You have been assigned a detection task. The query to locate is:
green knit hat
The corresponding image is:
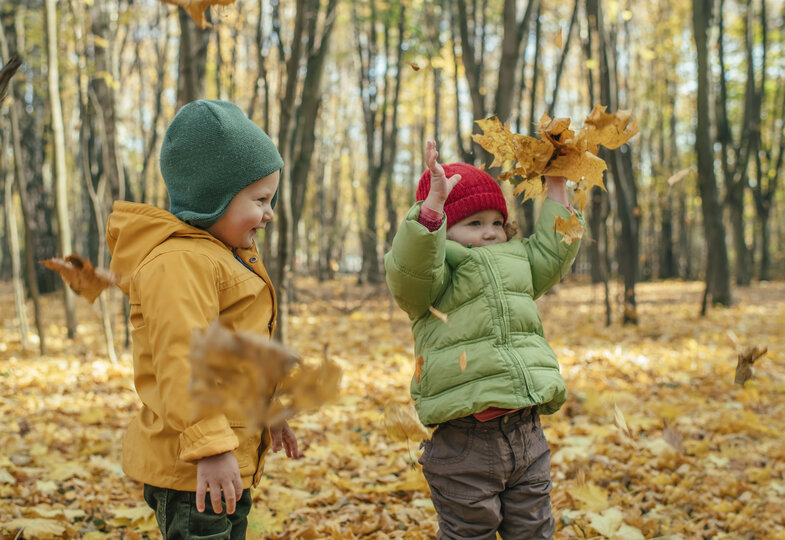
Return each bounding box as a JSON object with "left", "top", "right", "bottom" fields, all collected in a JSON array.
[{"left": 160, "top": 99, "right": 284, "bottom": 228}]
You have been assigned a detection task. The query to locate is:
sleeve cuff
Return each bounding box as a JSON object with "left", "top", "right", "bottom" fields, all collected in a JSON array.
[
  {"left": 178, "top": 415, "right": 239, "bottom": 462},
  {"left": 417, "top": 204, "right": 444, "bottom": 232}
]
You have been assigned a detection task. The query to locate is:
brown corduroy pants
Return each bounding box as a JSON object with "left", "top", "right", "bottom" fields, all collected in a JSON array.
[{"left": 419, "top": 407, "right": 555, "bottom": 540}]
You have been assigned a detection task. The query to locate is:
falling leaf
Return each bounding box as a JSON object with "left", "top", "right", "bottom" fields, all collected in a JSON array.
[
  {"left": 408, "top": 62, "right": 421, "bottom": 71},
  {"left": 384, "top": 402, "right": 430, "bottom": 442},
  {"left": 667, "top": 167, "right": 696, "bottom": 186},
  {"left": 459, "top": 351, "right": 467, "bottom": 372},
  {"left": 160, "top": 0, "right": 236, "bottom": 29},
  {"left": 613, "top": 402, "right": 632, "bottom": 439},
  {"left": 414, "top": 355, "right": 424, "bottom": 383},
  {"left": 553, "top": 28, "right": 563, "bottom": 49},
  {"left": 40, "top": 253, "right": 120, "bottom": 304},
  {"left": 662, "top": 423, "right": 684, "bottom": 453},
  {"left": 190, "top": 321, "right": 341, "bottom": 429},
  {"left": 582, "top": 104, "right": 640, "bottom": 151},
  {"left": 428, "top": 306, "right": 448, "bottom": 324},
  {"left": 734, "top": 346, "right": 768, "bottom": 385},
  {"left": 554, "top": 214, "right": 584, "bottom": 245}
]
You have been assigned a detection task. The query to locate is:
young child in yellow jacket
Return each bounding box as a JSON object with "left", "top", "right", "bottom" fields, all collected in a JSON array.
[{"left": 106, "top": 99, "right": 299, "bottom": 538}]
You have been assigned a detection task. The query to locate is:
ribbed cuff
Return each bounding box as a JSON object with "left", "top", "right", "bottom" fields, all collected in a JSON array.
[{"left": 418, "top": 205, "right": 443, "bottom": 232}]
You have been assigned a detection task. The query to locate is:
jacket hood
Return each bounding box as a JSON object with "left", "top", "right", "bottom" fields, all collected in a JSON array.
[{"left": 106, "top": 201, "right": 226, "bottom": 293}]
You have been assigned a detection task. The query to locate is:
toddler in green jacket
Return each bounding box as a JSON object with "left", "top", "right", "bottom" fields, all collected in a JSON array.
[{"left": 384, "top": 141, "right": 581, "bottom": 539}]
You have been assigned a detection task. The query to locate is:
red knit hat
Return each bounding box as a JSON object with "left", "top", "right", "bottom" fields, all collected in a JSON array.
[{"left": 416, "top": 163, "right": 508, "bottom": 228}]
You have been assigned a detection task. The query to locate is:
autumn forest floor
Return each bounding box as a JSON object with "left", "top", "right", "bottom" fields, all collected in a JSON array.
[{"left": 1, "top": 278, "right": 784, "bottom": 539}]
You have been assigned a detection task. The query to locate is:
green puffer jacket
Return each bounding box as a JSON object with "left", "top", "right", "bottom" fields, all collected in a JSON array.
[{"left": 384, "top": 199, "right": 582, "bottom": 426}]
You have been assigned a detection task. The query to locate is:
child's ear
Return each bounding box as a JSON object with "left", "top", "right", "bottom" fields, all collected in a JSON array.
[{"left": 504, "top": 221, "right": 519, "bottom": 241}]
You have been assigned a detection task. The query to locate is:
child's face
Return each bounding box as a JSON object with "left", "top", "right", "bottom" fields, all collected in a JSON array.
[
  {"left": 446, "top": 209, "right": 506, "bottom": 247},
  {"left": 207, "top": 170, "right": 280, "bottom": 249}
]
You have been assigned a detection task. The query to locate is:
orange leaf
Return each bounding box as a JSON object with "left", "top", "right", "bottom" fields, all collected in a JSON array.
[
  {"left": 734, "top": 346, "right": 768, "bottom": 385},
  {"left": 459, "top": 351, "right": 467, "bottom": 372},
  {"left": 408, "top": 62, "right": 421, "bottom": 71},
  {"left": 414, "top": 355, "right": 424, "bottom": 383},
  {"left": 40, "top": 253, "right": 119, "bottom": 304},
  {"left": 160, "top": 0, "right": 235, "bottom": 29}
]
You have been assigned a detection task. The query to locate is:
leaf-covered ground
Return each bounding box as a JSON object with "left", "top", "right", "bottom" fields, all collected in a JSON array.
[{"left": 1, "top": 278, "right": 784, "bottom": 539}]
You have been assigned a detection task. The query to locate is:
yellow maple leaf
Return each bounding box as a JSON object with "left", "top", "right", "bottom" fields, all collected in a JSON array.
[
  {"left": 511, "top": 176, "right": 547, "bottom": 203},
  {"left": 472, "top": 117, "right": 520, "bottom": 168},
  {"left": 554, "top": 214, "right": 584, "bottom": 245},
  {"left": 582, "top": 104, "right": 640, "bottom": 152},
  {"left": 160, "top": 0, "right": 235, "bottom": 29},
  {"left": 545, "top": 149, "right": 607, "bottom": 188},
  {"left": 384, "top": 402, "right": 430, "bottom": 442}
]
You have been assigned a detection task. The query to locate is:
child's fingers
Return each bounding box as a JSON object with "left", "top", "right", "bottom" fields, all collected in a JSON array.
[
  {"left": 270, "top": 429, "right": 282, "bottom": 452},
  {"left": 196, "top": 479, "right": 207, "bottom": 512},
  {"left": 222, "top": 480, "right": 237, "bottom": 515},
  {"left": 209, "top": 480, "right": 224, "bottom": 514},
  {"left": 233, "top": 477, "right": 243, "bottom": 506},
  {"left": 447, "top": 173, "right": 462, "bottom": 191}
]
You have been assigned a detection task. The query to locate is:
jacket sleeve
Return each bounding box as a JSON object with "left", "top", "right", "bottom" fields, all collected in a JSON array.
[
  {"left": 522, "top": 198, "right": 584, "bottom": 299},
  {"left": 136, "top": 250, "right": 239, "bottom": 463},
  {"left": 384, "top": 202, "right": 452, "bottom": 320}
]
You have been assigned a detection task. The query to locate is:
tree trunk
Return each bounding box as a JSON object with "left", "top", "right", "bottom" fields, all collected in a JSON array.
[
  {"left": 272, "top": 0, "right": 308, "bottom": 344},
  {"left": 589, "top": 0, "right": 640, "bottom": 323},
  {"left": 0, "top": 22, "right": 47, "bottom": 354},
  {"left": 2, "top": 142, "right": 30, "bottom": 349},
  {"left": 45, "top": 0, "right": 78, "bottom": 337},
  {"left": 693, "top": 0, "right": 732, "bottom": 307},
  {"left": 176, "top": 7, "right": 210, "bottom": 110}
]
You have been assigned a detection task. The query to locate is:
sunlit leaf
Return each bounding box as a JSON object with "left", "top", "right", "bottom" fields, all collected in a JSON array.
[{"left": 384, "top": 402, "right": 430, "bottom": 443}]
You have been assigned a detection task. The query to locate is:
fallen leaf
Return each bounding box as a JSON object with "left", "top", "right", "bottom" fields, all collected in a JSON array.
[
  {"left": 40, "top": 254, "right": 120, "bottom": 304},
  {"left": 408, "top": 61, "right": 421, "bottom": 71},
  {"left": 459, "top": 351, "right": 467, "bottom": 372}
]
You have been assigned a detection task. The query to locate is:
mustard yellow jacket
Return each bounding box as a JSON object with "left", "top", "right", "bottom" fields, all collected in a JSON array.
[{"left": 106, "top": 201, "right": 275, "bottom": 491}]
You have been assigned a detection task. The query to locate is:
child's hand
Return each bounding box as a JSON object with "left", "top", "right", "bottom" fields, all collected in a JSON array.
[
  {"left": 196, "top": 451, "right": 242, "bottom": 515},
  {"left": 271, "top": 420, "right": 301, "bottom": 458},
  {"left": 544, "top": 175, "right": 569, "bottom": 206},
  {"left": 423, "top": 140, "right": 462, "bottom": 214}
]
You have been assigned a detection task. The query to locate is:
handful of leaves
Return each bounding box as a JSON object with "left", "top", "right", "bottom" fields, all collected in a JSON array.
[
  {"left": 472, "top": 105, "right": 639, "bottom": 243},
  {"left": 190, "top": 321, "right": 343, "bottom": 429}
]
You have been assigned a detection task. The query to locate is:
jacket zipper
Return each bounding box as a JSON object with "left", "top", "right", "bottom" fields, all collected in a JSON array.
[{"left": 478, "top": 249, "right": 530, "bottom": 400}]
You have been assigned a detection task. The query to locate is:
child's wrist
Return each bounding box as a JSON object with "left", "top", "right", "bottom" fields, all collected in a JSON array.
[{"left": 422, "top": 197, "right": 444, "bottom": 216}]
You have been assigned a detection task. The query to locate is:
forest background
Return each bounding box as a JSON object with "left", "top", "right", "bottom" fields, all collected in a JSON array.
[{"left": 1, "top": 0, "right": 784, "bottom": 538}]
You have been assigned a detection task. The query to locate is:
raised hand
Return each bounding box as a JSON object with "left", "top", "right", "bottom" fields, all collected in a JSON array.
[{"left": 423, "top": 140, "right": 462, "bottom": 214}]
